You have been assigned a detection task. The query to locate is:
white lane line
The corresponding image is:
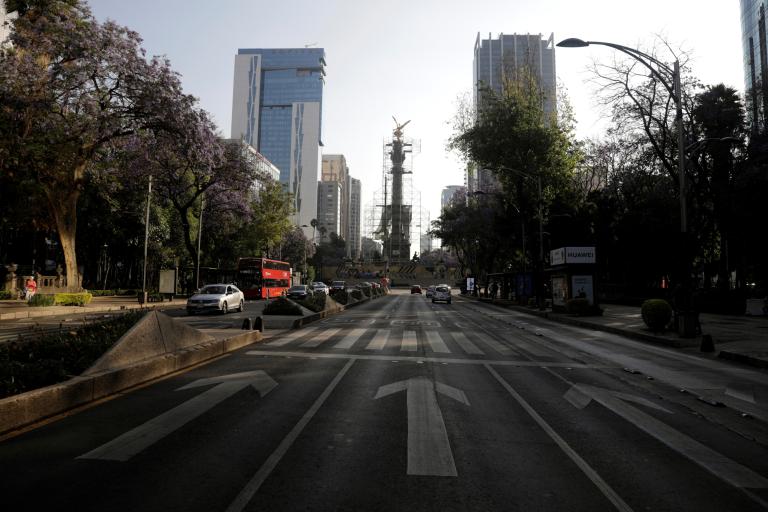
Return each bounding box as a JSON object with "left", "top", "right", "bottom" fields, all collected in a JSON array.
[
  {"left": 366, "top": 329, "right": 390, "bottom": 351},
  {"left": 426, "top": 331, "right": 451, "bottom": 353},
  {"left": 268, "top": 327, "right": 319, "bottom": 347},
  {"left": 401, "top": 330, "right": 418, "bottom": 352},
  {"left": 452, "top": 332, "right": 485, "bottom": 355},
  {"left": 300, "top": 328, "right": 341, "bottom": 348},
  {"left": 334, "top": 328, "right": 368, "bottom": 349},
  {"left": 225, "top": 359, "right": 356, "bottom": 512},
  {"left": 485, "top": 364, "right": 633, "bottom": 512}
]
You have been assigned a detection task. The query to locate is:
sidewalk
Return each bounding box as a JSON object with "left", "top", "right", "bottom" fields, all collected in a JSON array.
[
  {"left": 471, "top": 297, "right": 768, "bottom": 369},
  {"left": 0, "top": 295, "right": 187, "bottom": 321}
]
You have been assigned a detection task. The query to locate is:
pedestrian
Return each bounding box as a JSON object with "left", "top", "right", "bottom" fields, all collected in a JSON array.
[{"left": 24, "top": 276, "right": 37, "bottom": 301}]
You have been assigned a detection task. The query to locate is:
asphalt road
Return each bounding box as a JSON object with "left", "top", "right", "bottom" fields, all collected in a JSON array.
[{"left": 1, "top": 290, "right": 767, "bottom": 511}]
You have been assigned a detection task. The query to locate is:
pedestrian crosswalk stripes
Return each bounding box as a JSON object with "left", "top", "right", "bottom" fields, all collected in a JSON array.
[
  {"left": 267, "top": 326, "right": 320, "bottom": 347},
  {"left": 366, "top": 329, "right": 390, "bottom": 350},
  {"left": 451, "top": 332, "right": 484, "bottom": 355},
  {"left": 401, "top": 330, "right": 418, "bottom": 352},
  {"left": 334, "top": 328, "right": 368, "bottom": 349},
  {"left": 268, "top": 325, "right": 522, "bottom": 357},
  {"left": 425, "top": 331, "right": 450, "bottom": 353},
  {"left": 300, "top": 328, "right": 341, "bottom": 348}
]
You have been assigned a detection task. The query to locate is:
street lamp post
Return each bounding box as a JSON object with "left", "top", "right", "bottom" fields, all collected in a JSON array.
[
  {"left": 140, "top": 175, "right": 152, "bottom": 304},
  {"left": 558, "top": 37, "right": 694, "bottom": 334}
]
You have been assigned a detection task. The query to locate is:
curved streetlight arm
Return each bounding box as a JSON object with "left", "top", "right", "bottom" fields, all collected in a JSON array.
[{"left": 558, "top": 38, "right": 678, "bottom": 100}]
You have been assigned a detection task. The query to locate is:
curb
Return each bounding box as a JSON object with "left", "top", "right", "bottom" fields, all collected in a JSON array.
[
  {"left": 0, "top": 329, "right": 262, "bottom": 436},
  {"left": 718, "top": 350, "right": 768, "bottom": 369}
]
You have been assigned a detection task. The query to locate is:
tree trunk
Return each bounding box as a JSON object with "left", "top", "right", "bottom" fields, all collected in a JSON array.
[{"left": 44, "top": 185, "right": 82, "bottom": 292}]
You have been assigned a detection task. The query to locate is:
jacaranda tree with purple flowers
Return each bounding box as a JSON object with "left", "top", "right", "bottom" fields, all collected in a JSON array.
[{"left": 0, "top": 0, "right": 195, "bottom": 290}]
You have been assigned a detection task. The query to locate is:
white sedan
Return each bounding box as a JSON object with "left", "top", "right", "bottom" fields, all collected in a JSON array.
[
  {"left": 310, "top": 282, "right": 330, "bottom": 295},
  {"left": 187, "top": 284, "right": 245, "bottom": 315}
]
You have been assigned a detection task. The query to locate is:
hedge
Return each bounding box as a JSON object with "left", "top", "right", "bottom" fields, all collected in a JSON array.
[
  {"left": 0, "top": 290, "right": 13, "bottom": 300},
  {"left": 54, "top": 292, "right": 93, "bottom": 306},
  {"left": 298, "top": 292, "right": 327, "bottom": 313},
  {"left": 641, "top": 299, "right": 672, "bottom": 332},
  {"left": 27, "top": 294, "right": 55, "bottom": 307},
  {"left": 0, "top": 310, "right": 145, "bottom": 398},
  {"left": 330, "top": 289, "right": 349, "bottom": 305}
]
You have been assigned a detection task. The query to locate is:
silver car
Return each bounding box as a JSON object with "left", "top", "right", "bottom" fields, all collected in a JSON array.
[
  {"left": 432, "top": 285, "right": 452, "bottom": 304},
  {"left": 310, "top": 282, "right": 329, "bottom": 295},
  {"left": 187, "top": 284, "right": 245, "bottom": 315}
]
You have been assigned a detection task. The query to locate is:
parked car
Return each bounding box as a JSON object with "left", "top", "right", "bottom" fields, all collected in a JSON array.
[
  {"left": 331, "top": 280, "right": 346, "bottom": 292},
  {"left": 286, "top": 285, "right": 313, "bottom": 300},
  {"left": 310, "top": 282, "right": 329, "bottom": 295},
  {"left": 187, "top": 284, "right": 244, "bottom": 315},
  {"left": 425, "top": 285, "right": 436, "bottom": 298},
  {"left": 432, "top": 285, "right": 452, "bottom": 304},
  {"left": 410, "top": 284, "right": 422, "bottom": 294}
]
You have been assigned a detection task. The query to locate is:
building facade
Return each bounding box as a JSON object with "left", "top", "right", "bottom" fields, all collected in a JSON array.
[
  {"left": 321, "top": 154, "right": 349, "bottom": 248},
  {"left": 441, "top": 185, "right": 466, "bottom": 210},
  {"left": 230, "top": 48, "right": 326, "bottom": 236},
  {"left": 741, "top": 0, "right": 768, "bottom": 133},
  {"left": 348, "top": 177, "right": 362, "bottom": 259},
  {"left": 470, "top": 32, "right": 556, "bottom": 193},
  {"left": 316, "top": 181, "right": 342, "bottom": 245}
]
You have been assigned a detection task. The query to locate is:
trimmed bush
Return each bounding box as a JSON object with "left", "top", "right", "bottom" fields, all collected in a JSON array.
[
  {"left": 330, "top": 289, "right": 349, "bottom": 305},
  {"left": 351, "top": 289, "right": 364, "bottom": 301},
  {"left": 27, "top": 294, "right": 55, "bottom": 307},
  {"left": 0, "top": 310, "right": 145, "bottom": 398},
  {"left": 54, "top": 292, "right": 93, "bottom": 306},
  {"left": 0, "top": 290, "right": 13, "bottom": 300},
  {"left": 298, "top": 292, "right": 327, "bottom": 313},
  {"left": 263, "top": 297, "right": 303, "bottom": 316},
  {"left": 641, "top": 299, "right": 672, "bottom": 332}
]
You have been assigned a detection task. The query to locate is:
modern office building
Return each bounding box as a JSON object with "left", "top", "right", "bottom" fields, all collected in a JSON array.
[
  {"left": 470, "top": 32, "right": 556, "bottom": 193},
  {"left": 231, "top": 48, "right": 326, "bottom": 236},
  {"left": 474, "top": 32, "right": 557, "bottom": 116},
  {"left": 223, "top": 139, "right": 280, "bottom": 203},
  {"left": 316, "top": 181, "right": 342, "bottom": 245},
  {"left": 441, "top": 185, "right": 466, "bottom": 210},
  {"left": 321, "top": 154, "right": 349, "bottom": 247},
  {"left": 741, "top": 0, "right": 768, "bottom": 133},
  {"left": 348, "top": 177, "right": 362, "bottom": 259}
]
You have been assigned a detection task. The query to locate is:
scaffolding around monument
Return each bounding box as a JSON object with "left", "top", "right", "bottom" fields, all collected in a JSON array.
[{"left": 364, "top": 123, "right": 428, "bottom": 264}]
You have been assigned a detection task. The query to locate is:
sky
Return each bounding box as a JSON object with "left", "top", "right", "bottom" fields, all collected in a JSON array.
[{"left": 88, "top": 0, "right": 744, "bottom": 240}]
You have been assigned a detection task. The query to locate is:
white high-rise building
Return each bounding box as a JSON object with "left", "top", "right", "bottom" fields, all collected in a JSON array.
[
  {"left": 348, "top": 177, "right": 362, "bottom": 259},
  {"left": 230, "top": 48, "right": 326, "bottom": 238},
  {"left": 316, "top": 181, "right": 342, "bottom": 245}
]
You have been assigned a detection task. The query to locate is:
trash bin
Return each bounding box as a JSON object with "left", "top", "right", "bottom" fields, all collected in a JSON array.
[{"left": 678, "top": 311, "right": 698, "bottom": 338}]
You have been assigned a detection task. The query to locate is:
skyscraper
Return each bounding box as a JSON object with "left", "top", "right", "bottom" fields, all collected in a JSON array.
[
  {"left": 321, "top": 154, "right": 349, "bottom": 247},
  {"left": 316, "top": 181, "right": 341, "bottom": 245},
  {"left": 741, "top": 0, "right": 768, "bottom": 133},
  {"left": 231, "top": 48, "right": 326, "bottom": 235},
  {"left": 348, "top": 177, "right": 362, "bottom": 259},
  {"left": 470, "top": 33, "right": 556, "bottom": 194},
  {"left": 441, "top": 185, "right": 466, "bottom": 210}
]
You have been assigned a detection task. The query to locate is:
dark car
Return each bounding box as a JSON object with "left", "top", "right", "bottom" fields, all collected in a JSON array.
[
  {"left": 286, "top": 285, "right": 312, "bottom": 300},
  {"left": 331, "top": 280, "right": 346, "bottom": 292},
  {"left": 410, "top": 284, "right": 422, "bottom": 294}
]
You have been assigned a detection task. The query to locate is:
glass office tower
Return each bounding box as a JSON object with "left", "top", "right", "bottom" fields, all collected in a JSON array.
[
  {"left": 740, "top": 0, "right": 768, "bottom": 132},
  {"left": 231, "top": 48, "right": 326, "bottom": 233}
]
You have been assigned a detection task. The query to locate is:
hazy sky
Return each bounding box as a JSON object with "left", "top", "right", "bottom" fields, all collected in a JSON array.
[{"left": 89, "top": 0, "right": 744, "bottom": 233}]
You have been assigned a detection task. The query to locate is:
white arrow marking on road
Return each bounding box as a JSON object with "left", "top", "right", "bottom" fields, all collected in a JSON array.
[
  {"left": 77, "top": 371, "right": 277, "bottom": 462},
  {"left": 565, "top": 384, "right": 768, "bottom": 489},
  {"left": 375, "top": 377, "right": 469, "bottom": 477}
]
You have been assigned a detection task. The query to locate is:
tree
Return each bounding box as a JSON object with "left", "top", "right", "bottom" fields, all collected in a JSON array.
[
  {"left": 0, "top": 0, "right": 193, "bottom": 289},
  {"left": 691, "top": 84, "right": 746, "bottom": 290}
]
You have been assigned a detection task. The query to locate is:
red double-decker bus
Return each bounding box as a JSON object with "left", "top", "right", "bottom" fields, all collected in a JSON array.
[{"left": 236, "top": 257, "right": 292, "bottom": 299}]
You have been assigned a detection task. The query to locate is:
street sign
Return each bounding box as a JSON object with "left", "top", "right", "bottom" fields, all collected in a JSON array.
[
  {"left": 375, "top": 377, "right": 469, "bottom": 476},
  {"left": 78, "top": 371, "right": 277, "bottom": 462}
]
